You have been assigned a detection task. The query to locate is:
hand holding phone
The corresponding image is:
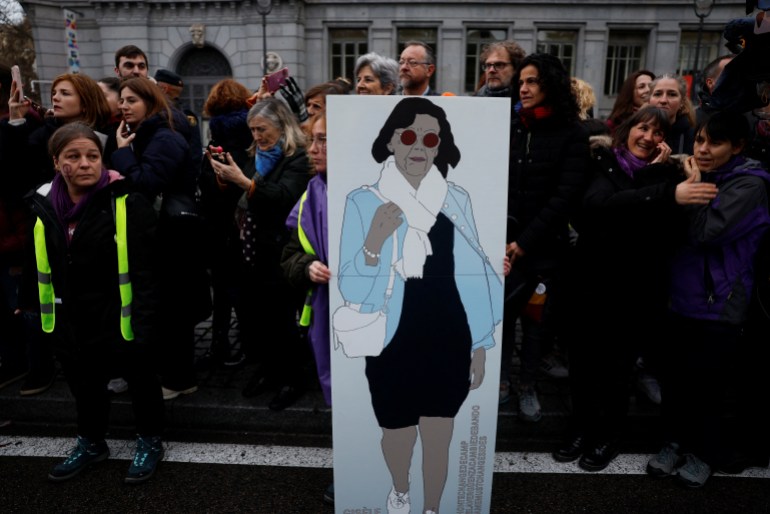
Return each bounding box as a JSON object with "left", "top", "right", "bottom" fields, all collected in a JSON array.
[
  {"left": 208, "top": 145, "right": 227, "bottom": 163},
  {"left": 266, "top": 67, "right": 289, "bottom": 94},
  {"left": 11, "top": 65, "right": 23, "bottom": 100}
]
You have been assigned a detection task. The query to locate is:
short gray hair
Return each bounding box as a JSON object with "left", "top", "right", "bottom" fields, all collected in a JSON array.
[{"left": 354, "top": 52, "right": 400, "bottom": 95}]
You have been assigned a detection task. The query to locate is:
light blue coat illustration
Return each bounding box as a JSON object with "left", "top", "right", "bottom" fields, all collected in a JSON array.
[{"left": 337, "top": 181, "right": 503, "bottom": 352}]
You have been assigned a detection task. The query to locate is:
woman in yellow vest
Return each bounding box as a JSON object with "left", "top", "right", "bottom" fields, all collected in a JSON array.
[{"left": 23, "top": 122, "right": 164, "bottom": 484}]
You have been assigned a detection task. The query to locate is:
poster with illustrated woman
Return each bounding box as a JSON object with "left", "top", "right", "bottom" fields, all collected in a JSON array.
[{"left": 327, "top": 95, "right": 509, "bottom": 514}]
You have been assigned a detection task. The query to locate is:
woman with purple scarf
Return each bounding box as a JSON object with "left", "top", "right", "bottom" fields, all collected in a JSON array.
[
  {"left": 22, "top": 123, "right": 163, "bottom": 484},
  {"left": 554, "top": 106, "right": 718, "bottom": 472}
]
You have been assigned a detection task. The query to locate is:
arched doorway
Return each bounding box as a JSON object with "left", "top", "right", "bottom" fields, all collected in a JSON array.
[{"left": 176, "top": 46, "right": 233, "bottom": 144}]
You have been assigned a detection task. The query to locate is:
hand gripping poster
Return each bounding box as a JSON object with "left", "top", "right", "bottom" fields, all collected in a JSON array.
[{"left": 327, "top": 95, "right": 509, "bottom": 514}]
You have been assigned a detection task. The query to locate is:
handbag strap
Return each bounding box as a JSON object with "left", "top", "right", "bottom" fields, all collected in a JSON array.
[{"left": 364, "top": 185, "right": 398, "bottom": 309}]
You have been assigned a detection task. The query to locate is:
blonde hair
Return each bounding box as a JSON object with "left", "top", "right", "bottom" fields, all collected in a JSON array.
[{"left": 571, "top": 77, "right": 596, "bottom": 120}]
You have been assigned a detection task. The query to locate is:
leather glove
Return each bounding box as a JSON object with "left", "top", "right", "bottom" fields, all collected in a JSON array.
[{"left": 278, "top": 77, "right": 308, "bottom": 123}]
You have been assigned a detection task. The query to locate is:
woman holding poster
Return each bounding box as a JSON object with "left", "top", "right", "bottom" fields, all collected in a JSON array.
[{"left": 336, "top": 97, "right": 504, "bottom": 514}]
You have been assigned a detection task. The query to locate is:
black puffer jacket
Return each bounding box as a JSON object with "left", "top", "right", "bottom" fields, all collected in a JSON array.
[
  {"left": 110, "top": 112, "right": 196, "bottom": 200},
  {"left": 507, "top": 114, "right": 590, "bottom": 271},
  {"left": 23, "top": 179, "right": 159, "bottom": 353}
]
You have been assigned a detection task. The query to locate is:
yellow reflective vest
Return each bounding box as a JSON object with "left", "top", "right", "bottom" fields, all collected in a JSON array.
[
  {"left": 33, "top": 194, "right": 134, "bottom": 341},
  {"left": 296, "top": 191, "right": 315, "bottom": 327}
]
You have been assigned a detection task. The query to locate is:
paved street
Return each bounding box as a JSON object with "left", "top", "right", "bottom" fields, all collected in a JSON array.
[{"left": 1, "top": 317, "right": 768, "bottom": 513}]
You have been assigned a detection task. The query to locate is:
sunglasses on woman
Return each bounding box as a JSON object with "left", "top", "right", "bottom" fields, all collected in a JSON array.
[{"left": 398, "top": 129, "right": 440, "bottom": 148}]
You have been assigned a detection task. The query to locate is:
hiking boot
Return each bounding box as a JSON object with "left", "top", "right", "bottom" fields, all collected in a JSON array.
[
  {"left": 518, "top": 387, "right": 542, "bottom": 422},
  {"left": 676, "top": 453, "right": 711, "bottom": 488},
  {"left": 647, "top": 442, "right": 681, "bottom": 477},
  {"left": 125, "top": 435, "right": 164, "bottom": 484},
  {"left": 48, "top": 436, "right": 109, "bottom": 482}
]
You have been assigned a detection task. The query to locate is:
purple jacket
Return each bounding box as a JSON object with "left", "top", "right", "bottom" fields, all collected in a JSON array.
[
  {"left": 670, "top": 156, "right": 770, "bottom": 324},
  {"left": 285, "top": 174, "right": 331, "bottom": 404}
]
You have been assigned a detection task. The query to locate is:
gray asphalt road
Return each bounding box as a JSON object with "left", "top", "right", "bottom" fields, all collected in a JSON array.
[{"left": 2, "top": 451, "right": 768, "bottom": 513}]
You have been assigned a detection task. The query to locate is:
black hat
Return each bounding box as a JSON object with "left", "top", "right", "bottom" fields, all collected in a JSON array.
[{"left": 154, "top": 69, "right": 183, "bottom": 87}]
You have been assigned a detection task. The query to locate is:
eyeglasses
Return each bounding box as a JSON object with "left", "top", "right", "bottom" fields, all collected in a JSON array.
[
  {"left": 518, "top": 76, "right": 540, "bottom": 87},
  {"left": 309, "top": 136, "right": 327, "bottom": 149},
  {"left": 482, "top": 62, "right": 511, "bottom": 72},
  {"left": 398, "top": 59, "right": 430, "bottom": 68},
  {"left": 397, "top": 129, "right": 440, "bottom": 148}
]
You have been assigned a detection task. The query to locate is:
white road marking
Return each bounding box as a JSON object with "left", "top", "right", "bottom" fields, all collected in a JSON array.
[{"left": 1, "top": 436, "right": 768, "bottom": 479}]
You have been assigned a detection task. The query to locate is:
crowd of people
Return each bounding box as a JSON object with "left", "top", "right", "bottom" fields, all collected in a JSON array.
[{"left": 0, "top": 30, "right": 769, "bottom": 500}]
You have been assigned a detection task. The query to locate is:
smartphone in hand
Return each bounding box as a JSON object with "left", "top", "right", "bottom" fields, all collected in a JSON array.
[
  {"left": 266, "top": 67, "right": 289, "bottom": 93},
  {"left": 122, "top": 122, "right": 131, "bottom": 138},
  {"left": 11, "top": 65, "right": 23, "bottom": 99}
]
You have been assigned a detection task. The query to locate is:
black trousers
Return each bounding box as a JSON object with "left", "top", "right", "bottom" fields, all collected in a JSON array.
[
  {"left": 662, "top": 315, "right": 743, "bottom": 467},
  {"left": 58, "top": 343, "right": 164, "bottom": 440}
]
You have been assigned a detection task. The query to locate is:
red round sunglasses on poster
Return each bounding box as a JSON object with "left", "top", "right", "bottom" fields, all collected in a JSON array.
[{"left": 399, "top": 129, "right": 440, "bottom": 148}]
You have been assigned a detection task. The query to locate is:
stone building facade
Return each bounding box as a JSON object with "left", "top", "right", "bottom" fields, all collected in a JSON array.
[{"left": 19, "top": 0, "right": 743, "bottom": 120}]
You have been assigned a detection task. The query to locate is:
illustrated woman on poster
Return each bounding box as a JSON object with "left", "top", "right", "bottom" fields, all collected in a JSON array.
[{"left": 337, "top": 97, "right": 504, "bottom": 513}]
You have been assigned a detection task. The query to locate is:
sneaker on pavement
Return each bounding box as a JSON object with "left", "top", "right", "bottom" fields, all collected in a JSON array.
[
  {"left": 499, "top": 380, "right": 511, "bottom": 405},
  {"left": 637, "top": 372, "right": 662, "bottom": 405},
  {"left": 323, "top": 482, "right": 334, "bottom": 505},
  {"left": 647, "top": 442, "right": 681, "bottom": 477},
  {"left": 518, "top": 387, "right": 542, "bottom": 422},
  {"left": 125, "top": 435, "right": 164, "bottom": 484},
  {"left": 386, "top": 486, "right": 410, "bottom": 513},
  {"left": 0, "top": 366, "right": 28, "bottom": 391},
  {"left": 540, "top": 353, "right": 569, "bottom": 378},
  {"left": 161, "top": 385, "right": 198, "bottom": 401},
  {"left": 676, "top": 453, "right": 711, "bottom": 488},
  {"left": 107, "top": 377, "right": 128, "bottom": 395},
  {"left": 20, "top": 369, "right": 56, "bottom": 396},
  {"left": 48, "top": 436, "right": 109, "bottom": 482}
]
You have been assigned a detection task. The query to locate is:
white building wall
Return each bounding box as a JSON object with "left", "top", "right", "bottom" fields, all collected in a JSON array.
[{"left": 20, "top": 0, "right": 745, "bottom": 117}]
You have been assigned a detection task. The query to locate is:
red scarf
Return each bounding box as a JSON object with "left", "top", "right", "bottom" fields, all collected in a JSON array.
[{"left": 515, "top": 102, "right": 554, "bottom": 127}]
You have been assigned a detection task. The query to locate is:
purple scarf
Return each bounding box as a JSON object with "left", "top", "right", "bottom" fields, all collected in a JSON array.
[
  {"left": 613, "top": 146, "right": 650, "bottom": 179},
  {"left": 50, "top": 169, "right": 110, "bottom": 244}
]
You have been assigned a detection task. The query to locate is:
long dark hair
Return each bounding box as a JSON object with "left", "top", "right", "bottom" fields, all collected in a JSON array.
[
  {"left": 512, "top": 53, "right": 579, "bottom": 122},
  {"left": 608, "top": 70, "right": 655, "bottom": 125},
  {"left": 371, "top": 98, "right": 460, "bottom": 177}
]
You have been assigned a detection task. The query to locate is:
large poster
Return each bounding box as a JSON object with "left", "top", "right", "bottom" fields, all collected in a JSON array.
[{"left": 327, "top": 95, "right": 510, "bottom": 514}]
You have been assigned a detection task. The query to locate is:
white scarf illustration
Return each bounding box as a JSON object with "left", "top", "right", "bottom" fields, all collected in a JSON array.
[{"left": 378, "top": 157, "right": 448, "bottom": 279}]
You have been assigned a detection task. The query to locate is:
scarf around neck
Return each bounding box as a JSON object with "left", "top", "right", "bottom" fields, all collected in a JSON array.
[
  {"left": 50, "top": 169, "right": 111, "bottom": 244},
  {"left": 377, "top": 157, "right": 448, "bottom": 279},
  {"left": 514, "top": 101, "right": 554, "bottom": 127},
  {"left": 613, "top": 146, "right": 651, "bottom": 179},
  {"left": 255, "top": 141, "right": 285, "bottom": 178}
]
